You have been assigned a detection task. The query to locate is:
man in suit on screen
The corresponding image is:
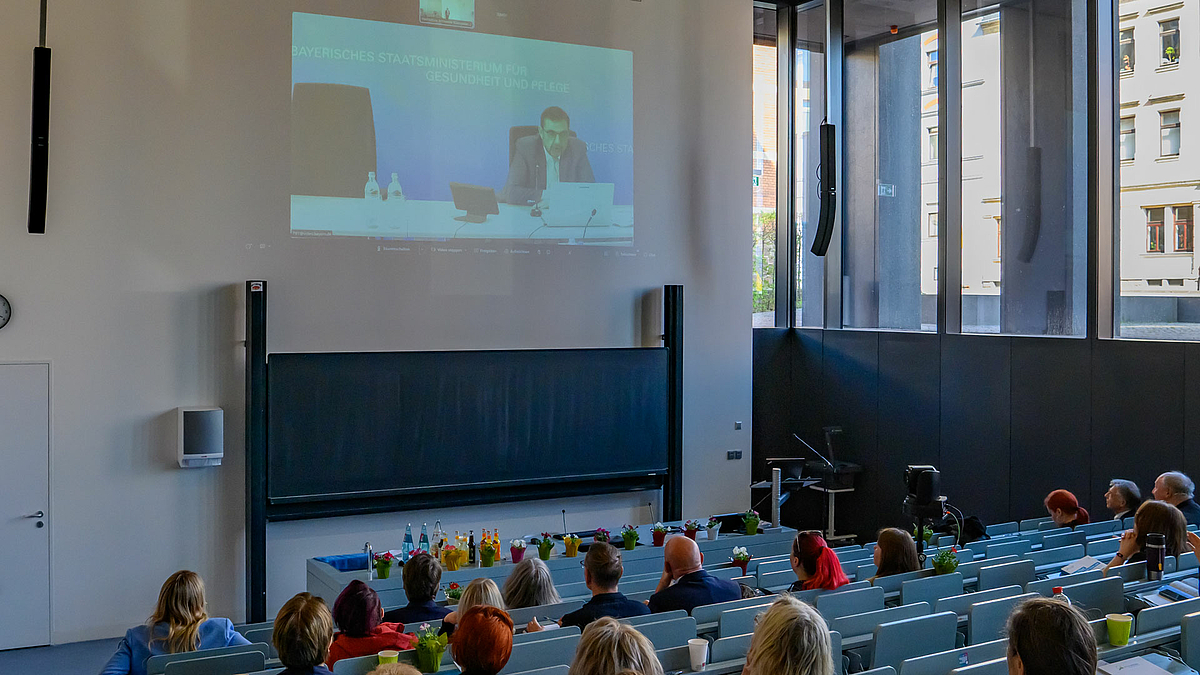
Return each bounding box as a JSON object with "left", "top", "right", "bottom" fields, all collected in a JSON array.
[{"left": 502, "top": 106, "right": 595, "bottom": 205}]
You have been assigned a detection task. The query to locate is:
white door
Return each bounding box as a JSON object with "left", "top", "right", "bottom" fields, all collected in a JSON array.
[{"left": 0, "top": 363, "right": 51, "bottom": 650}]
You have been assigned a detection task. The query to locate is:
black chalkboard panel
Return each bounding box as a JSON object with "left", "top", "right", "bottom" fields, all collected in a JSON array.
[{"left": 266, "top": 348, "right": 669, "bottom": 503}]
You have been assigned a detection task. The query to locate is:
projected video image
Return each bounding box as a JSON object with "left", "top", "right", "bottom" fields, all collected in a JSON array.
[
  {"left": 419, "top": 0, "right": 475, "bottom": 29},
  {"left": 290, "top": 12, "right": 635, "bottom": 244}
]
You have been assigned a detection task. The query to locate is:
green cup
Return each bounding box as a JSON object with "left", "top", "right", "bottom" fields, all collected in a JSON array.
[
  {"left": 378, "top": 649, "right": 400, "bottom": 663},
  {"left": 1106, "top": 613, "right": 1132, "bottom": 646}
]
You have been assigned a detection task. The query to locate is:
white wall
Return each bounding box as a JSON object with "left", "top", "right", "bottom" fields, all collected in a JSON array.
[{"left": 0, "top": 0, "right": 750, "bottom": 643}]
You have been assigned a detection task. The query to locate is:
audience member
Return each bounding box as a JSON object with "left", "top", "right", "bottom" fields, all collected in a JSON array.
[
  {"left": 1106, "top": 479, "right": 1143, "bottom": 520},
  {"left": 870, "top": 528, "right": 920, "bottom": 582},
  {"left": 383, "top": 552, "right": 451, "bottom": 624},
  {"left": 1044, "top": 489, "right": 1090, "bottom": 529},
  {"left": 367, "top": 665, "right": 421, "bottom": 675},
  {"left": 646, "top": 535, "right": 740, "bottom": 613},
  {"left": 327, "top": 580, "right": 416, "bottom": 667},
  {"left": 568, "top": 617, "right": 665, "bottom": 675},
  {"left": 100, "top": 570, "right": 250, "bottom": 675},
  {"left": 502, "top": 557, "right": 562, "bottom": 610},
  {"left": 743, "top": 594, "right": 835, "bottom": 675},
  {"left": 788, "top": 532, "right": 850, "bottom": 592},
  {"left": 1153, "top": 471, "right": 1200, "bottom": 526},
  {"left": 545, "top": 542, "right": 651, "bottom": 630},
  {"left": 1104, "top": 500, "right": 1189, "bottom": 575},
  {"left": 1005, "top": 597, "right": 1097, "bottom": 675},
  {"left": 274, "top": 592, "right": 335, "bottom": 675},
  {"left": 441, "top": 578, "right": 505, "bottom": 636},
  {"left": 451, "top": 606, "right": 514, "bottom": 675}
]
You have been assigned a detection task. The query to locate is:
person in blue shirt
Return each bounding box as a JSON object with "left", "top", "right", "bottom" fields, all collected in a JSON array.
[
  {"left": 647, "top": 535, "right": 740, "bottom": 614},
  {"left": 274, "top": 592, "right": 335, "bottom": 675},
  {"left": 382, "top": 552, "right": 452, "bottom": 625},
  {"left": 100, "top": 570, "right": 250, "bottom": 675}
]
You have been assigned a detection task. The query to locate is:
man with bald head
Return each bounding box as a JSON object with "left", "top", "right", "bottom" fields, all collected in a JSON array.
[
  {"left": 646, "top": 535, "right": 740, "bottom": 613},
  {"left": 1153, "top": 471, "right": 1200, "bottom": 526}
]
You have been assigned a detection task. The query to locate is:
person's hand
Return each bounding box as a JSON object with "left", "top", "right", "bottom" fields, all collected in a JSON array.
[
  {"left": 526, "top": 618, "right": 543, "bottom": 633},
  {"left": 1116, "top": 530, "right": 1139, "bottom": 559},
  {"left": 1186, "top": 530, "right": 1200, "bottom": 554}
]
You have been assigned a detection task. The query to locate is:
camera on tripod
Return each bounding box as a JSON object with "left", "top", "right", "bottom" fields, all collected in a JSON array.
[{"left": 903, "top": 465, "right": 947, "bottom": 520}]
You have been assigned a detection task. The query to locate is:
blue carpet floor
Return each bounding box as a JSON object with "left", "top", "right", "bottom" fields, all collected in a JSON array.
[{"left": 0, "top": 637, "right": 120, "bottom": 675}]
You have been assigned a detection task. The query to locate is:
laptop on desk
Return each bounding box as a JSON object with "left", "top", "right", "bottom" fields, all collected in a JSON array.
[{"left": 539, "top": 182, "right": 614, "bottom": 228}]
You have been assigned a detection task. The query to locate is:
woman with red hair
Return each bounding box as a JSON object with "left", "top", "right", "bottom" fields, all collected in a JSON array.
[
  {"left": 451, "top": 606, "right": 514, "bottom": 675},
  {"left": 1045, "top": 490, "right": 1090, "bottom": 529},
  {"left": 788, "top": 532, "right": 850, "bottom": 592},
  {"left": 327, "top": 580, "right": 416, "bottom": 667}
]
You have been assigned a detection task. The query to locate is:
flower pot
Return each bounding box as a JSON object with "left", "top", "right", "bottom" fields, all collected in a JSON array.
[
  {"left": 706, "top": 526, "right": 720, "bottom": 541},
  {"left": 684, "top": 529, "right": 698, "bottom": 540},
  {"left": 733, "top": 559, "right": 749, "bottom": 575},
  {"left": 416, "top": 646, "right": 445, "bottom": 673},
  {"left": 445, "top": 557, "right": 461, "bottom": 572},
  {"left": 594, "top": 536, "right": 609, "bottom": 544},
  {"left": 652, "top": 531, "right": 666, "bottom": 546},
  {"left": 375, "top": 563, "right": 391, "bottom": 579},
  {"left": 480, "top": 550, "right": 495, "bottom": 567},
  {"left": 538, "top": 546, "right": 553, "bottom": 561},
  {"left": 745, "top": 521, "right": 759, "bottom": 536},
  {"left": 933, "top": 564, "right": 957, "bottom": 576},
  {"left": 623, "top": 537, "right": 637, "bottom": 551},
  {"left": 564, "top": 540, "right": 581, "bottom": 557},
  {"left": 510, "top": 547, "right": 526, "bottom": 564}
]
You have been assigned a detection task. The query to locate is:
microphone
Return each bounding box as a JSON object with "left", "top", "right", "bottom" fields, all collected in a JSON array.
[
  {"left": 793, "top": 433, "right": 834, "bottom": 469},
  {"left": 582, "top": 208, "right": 598, "bottom": 240},
  {"left": 562, "top": 509, "right": 568, "bottom": 535}
]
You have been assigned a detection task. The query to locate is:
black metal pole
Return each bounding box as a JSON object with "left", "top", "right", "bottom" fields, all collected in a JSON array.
[
  {"left": 245, "top": 281, "right": 268, "bottom": 622},
  {"left": 663, "top": 285, "right": 684, "bottom": 521}
]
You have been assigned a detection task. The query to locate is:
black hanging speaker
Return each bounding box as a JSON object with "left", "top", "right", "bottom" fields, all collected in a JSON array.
[
  {"left": 28, "top": 45, "right": 51, "bottom": 235},
  {"left": 811, "top": 122, "right": 837, "bottom": 256},
  {"left": 662, "top": 285, "right": 684, "bottom": 522}
]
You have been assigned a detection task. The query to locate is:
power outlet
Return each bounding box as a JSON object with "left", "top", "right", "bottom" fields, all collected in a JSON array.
[{"left": 726, "top": 450, "right": 743, "bottom": 460}]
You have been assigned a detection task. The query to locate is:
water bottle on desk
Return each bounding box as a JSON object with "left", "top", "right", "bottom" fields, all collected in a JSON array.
[
  {"left": 1147, "top": 533, "right": 1166, "bottom": 581},
  {"left": 365, "top": 172, "right": 381, "bottom": 200},
  {"left": 387, "top": 173, "right": 404, "bottom": 202},
  {"left": 403, "top": 523, "right": 415, "bottom": 560},
  {"left": 1052, "top": 587, "right": 1071, "bottom": 605},
  {"left": 420, "top": 523, "right": 430, "bottom": 553}
]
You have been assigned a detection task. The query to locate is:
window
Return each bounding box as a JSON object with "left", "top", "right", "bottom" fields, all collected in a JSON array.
[
  {"left": 1161, "top": 110, "right": 1181, "bottom": 157},
  {"left": 928, "top": 213, "right": 939, "bottom": 237},
  {"left": 1161, "top": 19, "right": 1180, "bottom": 65},
  {"left": 927, "top": 49, "right": 939, "bottom": 88},
  {"left": 1120, "top": 117, "right": 1136, "bottom": 161},
  {"left": 1148, "top": 208, "right": 1165, "bottom": 253},
  {"left": 751, "top": 6, "right": 777, "bottom": 327},
  {"left": 794, "top": 4, "right": 826, "bottom": 327},
  {"left": 928, "top": 127, "right": 939, "bottom": 162},
  {"left": 1176, "top": 206, "right": 1194, "bottom": 252},
  {"left": 1120, "top": 28, "right": 1135, "bottom": 73}
]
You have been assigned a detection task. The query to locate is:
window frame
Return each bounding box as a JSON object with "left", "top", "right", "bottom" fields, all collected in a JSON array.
[
  {"left": 1147, "top": 207, "right": 1166, "bottom": 254},
  {"left": 1119, "top": 27, "right": 1135, "bottom": 74},
  {"left": 1160, "top": 109, "right": 1181, "bottom": 158},
  {"left": 1120, "top": 116, "right": 1135, "bottom": 161},
  {"left": 1175, "top": 205, "right": 1194, "bottom": 253},
  {"left": 1159, "top": 18, "right": 1179, "bottom": 66}
]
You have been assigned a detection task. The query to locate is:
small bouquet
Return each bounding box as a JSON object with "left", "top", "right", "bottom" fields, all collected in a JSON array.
[
  {"left": 652, "top": 522, "right": 669, "bottom": 547},
  {"left": 620, "top": 524, "right": 640, "bottom": 550},
  {"left": 532, "top": 533, "right": 555, "bottom": 560},
  {"left": 563, "top": 533, "right": 582, "bottom": 557},
  {"left": 443, "top": 582, "right": 463, "bottom": 604},
  {"left": 414, "top": 622, "right": 449, "bottom": 672},
  {"left": 480, "top": 538, "right": 499, "bottom": 567},
  {"left": 683, "top": 519, "right": 704, "bottom": 540},
  {"left": 441, "top": 545, "right": 461, "bottom": 571},
  {"left": 373, "top": 551, "right": 399, "bottom": 579},
  {"left": 706, "top": 516, "right": 722, "bottom": 541},
  {"left": 510, "top": 539, "right": 527, "bottom": 564},
  {"left": 743, "top": 509, "right": 761, "bottom": 535},
  {"left": 593, "top": 528, "right": 611, "bottom": 544},
  {"left": 731, "top": 545, "right": 752, "bottom": 575},
  {"left": 912, "top": 525, "right": 934, "bottom": 543},
  {"left": 931, "top": 547, "right": 960, "bottom": 575}
]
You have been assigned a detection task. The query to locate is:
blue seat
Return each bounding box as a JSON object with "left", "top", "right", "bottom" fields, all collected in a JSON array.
[
  {"left": 901, "top": 573, "right": 964, "bottom": 608},
  {"left": 513, "top": 625, "right": 580, "bottom": 644},
  {"left": 816, "top": 586, "right": 885, "bottom": 620},
  {"left": 759, "top": 569, "right": 800, "bottom": 590},
  {"left": 1024, "top": 569, "right": 1103, "bottom": 596},
  {"left": 985, "top": 540, "right": 1030, "bottom": 558},
  {"left": 871, "top": 611, "right": 958, "bottom": 670},
  {"left": 147, "top": 643, "right": 270, "bottom": 675},
  {"left": 719, "top": 604, "right": 770, "bottom": 638},
  {"left": 1136, "top": 597, "right": 1200, "bottom": 634},
  {"left": 834, "top": 544, "right": 864, "bottom": 554},
  {"left": 693, "top": 597, "right": 773, "bottom": 625},
  {"left": 1088, "top": 537, "right": 1121, "bottom": 556},
  {"left": 655, "top": 645, "right": 691, "bottom": 672},
  {"left": 1023, "top": 544, "right": 1085, "bottom": 569},
  {"left": 898, "top": 638, "right": 1008, "bottom": 675},
  {"left": 874, "top": 569, "right": 935, "bottom": 595},
  {"left": 498, "top": 633, "right": 581, "bottom": 675},
  {"left": 161, "top": 651, "right": 267, "bottom": 675},
  {"left": 1019, "top": 517, "right": 1052, "bottom": 532},
  {"left": 977, "top": 560, "right": 1035, "bottom": 591},
  {"left": 1108, "top": 560, "right": 1148, "bottom": 583},
  {"left": 956, "top": 556, "right": 1018, "bottom": 581},
  {"left": 710, "top": 632, "right": 754, "bottom": 661},
  {"left": 1058, "top": 576, "right": 1125, "bottom": 618},
  {"left": 232, "top": 621, "right": 273, "bottom": 638},
  {"left": 626, "top": 609, "right": 687, "bottom": 626},
  {"left": 1181, "top": 611, "right": 1200, "bottom": 671},
  {"left": 1181, "top": 554, "right": 1200, "bottom": 572},
  {"left": 949, "top": 657, "right": 1008, "bottom": 675},
  {"left": 632, "top": 616, "right": 697, "bottom": 649},
  {"left": 967, "top": 593, "right": 1037, "bottom": 645},
  {"left": 1042, "top": 531, "right": 1086, "bottom": 550},
  {"left": 986, "top": 522, "right": 1018, "bottom": 536},
  {"left": 934, "top": 585, "right": 1024, "bottom": 617},
  {"left": 860, "top": 668, "right": 897, "bottom": 675},
  {"left": 507, "top": 600, "right": 585, "bottom": 627},
  {"left": 1079, "top": 521, "right": 1123, "bottom": 537},
  {"left": 792, "top": 580, "right": 872, "bottom": 605},
  {"left": 855, "top": 564, "right": 879, "bottom": 581},
  {"left": 829, "top": 603, "right": 931, "bottom": 640},
  {"left": 242, "top": 626, "right": 276, "bottom": 658}
]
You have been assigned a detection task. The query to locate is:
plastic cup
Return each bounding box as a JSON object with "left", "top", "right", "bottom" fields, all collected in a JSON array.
[
  {"left": 378, "top": 650, "right": 400, "bottom": 663},
  {"left": 1106, "top": 613, "right": 1132, "bottom": 646},
  {"left": 688, "top": 638, "right": 709, "bottom": 671}
]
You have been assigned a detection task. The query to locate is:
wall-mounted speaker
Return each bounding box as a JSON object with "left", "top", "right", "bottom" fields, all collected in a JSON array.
[
  {"left": 811, "top": 122, "right": 837, "bottom": 256},
  {"left": 177, "top": 407, "right": 224, "bottom": 468},
  {"left": 28, "top": 45, "right": 51, "bottom": 235}
]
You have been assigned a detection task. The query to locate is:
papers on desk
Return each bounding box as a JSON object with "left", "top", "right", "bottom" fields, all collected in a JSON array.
[
  {"left": 1061, "top": 555, "right": 1105, "bottom": 575},
  {"left": 1098, "top": 656, "right": 1177, "bottom": 675},
  {"left": 1139, "top": 578, "right": 1200, "bottom": 607}
]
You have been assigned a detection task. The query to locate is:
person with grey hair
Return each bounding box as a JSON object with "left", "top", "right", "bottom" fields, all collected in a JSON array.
[
  {"left": 1153, "top": 471, "right": 1200, "bottom": 526},
  {"left": 501, "top": 557, "right": 561, "bottom": 612},
  {"left": 1106, "top": 479, "right": 1143, "bottom": 520}
]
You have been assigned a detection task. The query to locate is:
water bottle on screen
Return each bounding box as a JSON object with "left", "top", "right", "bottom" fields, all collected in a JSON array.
[
  {"left": 365, "top": 172, "right": 381, "bottom": 200},
  {"left": 1147, "top": 532, "right": 1166, "bottom": 581},
  {"left": 403, "top": 523, "right": 415, "bottom": 559},
  {"left": 420, "top": 523, "right": 430, "bottom": 552},
  {"left": 1051, "top": 587, "right": 1071, "bottom": 605},
  {"left": 387, "top": 173, "right": 404, "bottom": 202}
]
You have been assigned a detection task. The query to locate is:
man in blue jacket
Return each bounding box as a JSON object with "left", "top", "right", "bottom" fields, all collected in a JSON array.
[
  {"left": 647, "top": 535, "right": 740, "bottom": 614},
  {"left": 501, "top": 106, "right": 595, "bottom": 205}
]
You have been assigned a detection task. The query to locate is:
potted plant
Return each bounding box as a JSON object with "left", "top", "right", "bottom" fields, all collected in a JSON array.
[
  {"left": 683, "top": 519, "right": 703, "bottom": 540},
  {"left": 743, "top": 510, "right": 761, "bottom": 536},
  {"left": 480, "top": 538, "right": 498, "bottom": 567},
  {"left": 532, "top": 533, "right": 555, "bottom": 560},
  {"left": 563, "top": 534, "right": 582, "bottom": 557},
  {"left": 706, "top": 517, "right": 722, "bottom": 541},
  {"left": 931, "top": 547, "right": 960, "bottom": 576},
  {"left": 510, "top": 539, "right": 527, "bottom": 564},
  {"left": 651, "top": 522, "right": 669, "bottom": 547},
  {"left": 443, "top": 582, "right": 463, "bottom": 605},
  {"left": 911, "top": 526, "right": 933, "bottom": 544},
  {"left": 373, "top": 551, "right": 399, "bottom": 579},
  {"left": 731, "top": 546, "right": 752, "bottom": 575},
  {"left": 620, "top": 524, "right": 640, "bottom": 550},
  {"left": 442, "top": 545, "right": 460, "bottom": 571},
  {"left": 593, "top": 528, "right": 611, "bottom": 544},
  {"left": 414, "top": 622, "right": 449, "bottom": 673}
]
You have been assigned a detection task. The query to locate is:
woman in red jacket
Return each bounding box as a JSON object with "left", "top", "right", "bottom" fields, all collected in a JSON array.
[{"left": 327, "top": 580, "right": 416, "bottom": 667}]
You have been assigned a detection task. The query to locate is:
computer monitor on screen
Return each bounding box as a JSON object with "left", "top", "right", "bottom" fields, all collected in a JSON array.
[{"left": 449, "top": 182, "right": 501, "bottom": 223}]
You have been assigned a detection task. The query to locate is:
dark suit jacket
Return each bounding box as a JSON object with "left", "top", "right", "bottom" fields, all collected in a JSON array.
[
  {"left": 647, "top": 570, "right": 741, "bottom": 614},
  {"left": 1177, "top": 498, "right": 1200, "bottom": 527},
  {"left": 382, "top": 599, "right": 452, "bottom": 625},
  {"left": 560, "top": 592, "right": 651, "bottom": 629},
  {"left": 502, "top": 134, "right": 595, "bottom": 204}
]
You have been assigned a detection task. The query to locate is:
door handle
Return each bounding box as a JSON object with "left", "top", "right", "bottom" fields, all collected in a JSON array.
[{"left": 23, "top": 511, "right": 44, "bottom": 519}]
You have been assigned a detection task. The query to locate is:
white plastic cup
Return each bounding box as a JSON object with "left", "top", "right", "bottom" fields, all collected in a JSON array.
[{"left": 688, "top": 638, "right": 709, "bottom": 671}]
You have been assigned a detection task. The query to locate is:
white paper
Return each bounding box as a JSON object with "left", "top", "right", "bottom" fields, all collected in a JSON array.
[
  {"left": 1097, "top": 656, "right": 1174, "bottom": 675},
  {"left": 1061, "top": 555, "right": 1104, "bottom": 574}
]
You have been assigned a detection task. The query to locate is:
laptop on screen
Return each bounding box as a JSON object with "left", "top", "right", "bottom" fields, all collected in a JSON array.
[{"left": 539, "top": 182, "right": 615, "bottom": 228}]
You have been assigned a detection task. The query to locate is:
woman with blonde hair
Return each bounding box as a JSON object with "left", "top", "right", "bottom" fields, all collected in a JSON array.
[
  {"left": 502, "top": 557, "right": 562, "bottom": 609},
  {"left": 569, "top": 617, "right": 664, "bottom": 675},
  {"left": 101, "top": 570, "right": 250, "bottom": 675},
  {"left": 440, "top": 578, "right": 505, "bottom": 637},
  {"left": 743, "top": 594, "right": 834, "bottom": 675}
]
